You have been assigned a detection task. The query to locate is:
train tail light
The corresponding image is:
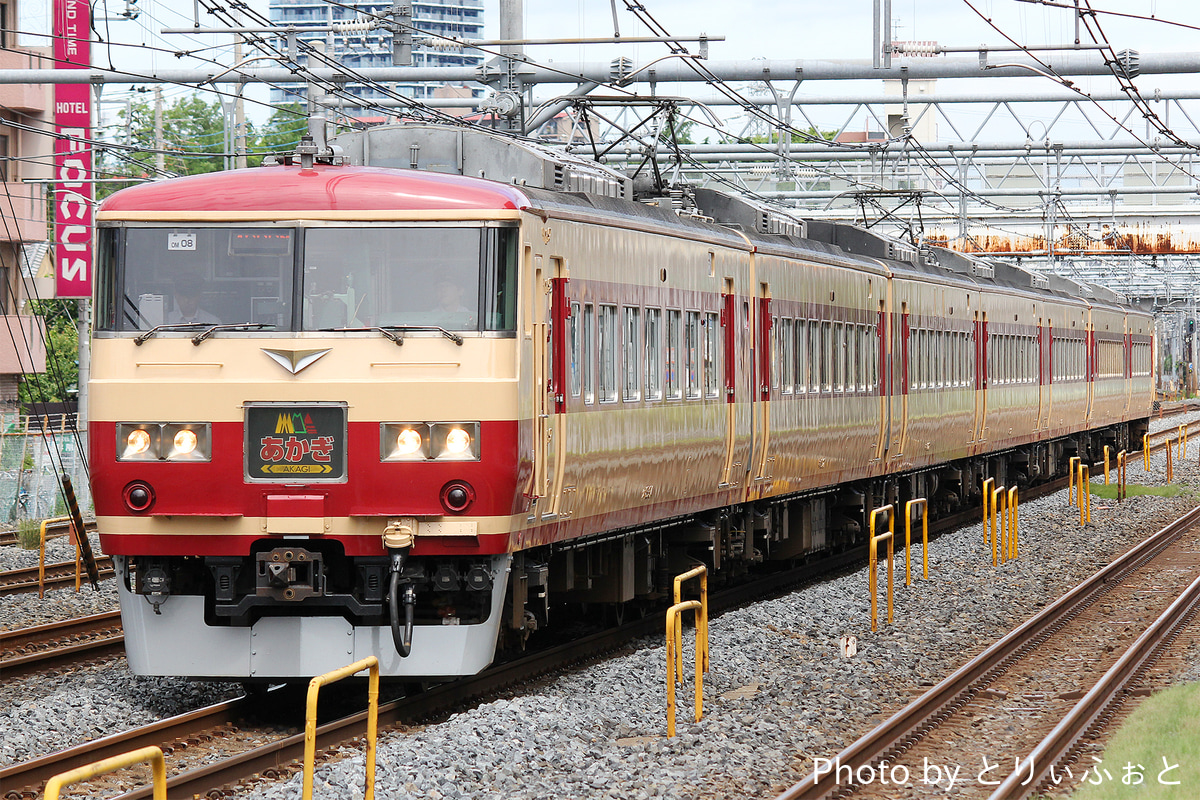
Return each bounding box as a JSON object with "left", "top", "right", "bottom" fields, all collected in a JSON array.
[{"left": 440, "top": 481, "right": 476, "bottom": 513}]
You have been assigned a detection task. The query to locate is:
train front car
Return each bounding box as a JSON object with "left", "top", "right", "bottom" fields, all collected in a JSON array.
[{"left": 92, "top": 164, "right": 526, "bottom": 679}]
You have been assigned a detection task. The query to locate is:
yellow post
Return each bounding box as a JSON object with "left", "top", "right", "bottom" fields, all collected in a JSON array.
[
  {"left": 982, "top": 477, "right": 994, "bottom": 545},
  {"left": 665, "top": 600, "right": 704, "bottom": 738},
  {"left": 1078, "top": 464, "right": 1092, "bottom": 526},
  {"left": 303, "top": 657, "right": 379, "bottom": 800},
  {"left": 991, "top": 486, "right": 1006, "bottom": 566},
  {"left": 1103, "top": 445, "right": 1111, "bottom": 485},
  {"left": 868, "top": 505, "right": 895, "bottom": 632},
  {"left": 1007, "top": 487, "right": 1019, "bottom": 560},
  {"left": 904, "top": 498, "right": 929, "bottom": 584},
  {"left": 1167, "top": 440, "right": 1175, "bottom": 483},
  {"left": 1180, "top": 424, "right": 1188, "bottom": 460},
  {"left": 43, "top": 746, "right": 167, "bottom": 800},
  {"left": 1117, "top": 451, "right": 1127, "bottom": 502},
  {"left": 1067, "top": 456, "right": 1081, "bottom": 505},
  {"left": 1144, "top": 433, "right": 1150, "bottom": 471},
  {"left": 672, "top": 565, "right": 709, "bottom": 683},
  {"left": 37, "top": 516, "right": 73, "bottom": 599}
]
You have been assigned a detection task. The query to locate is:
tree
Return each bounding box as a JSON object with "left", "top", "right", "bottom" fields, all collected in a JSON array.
[{"left": 19, "top": 301, "right": 78, "bottom": 406}]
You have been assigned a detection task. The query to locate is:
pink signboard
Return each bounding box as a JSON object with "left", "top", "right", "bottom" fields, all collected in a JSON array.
[{"left": 53, "top": 0, "right": 92, "bottom": 298}]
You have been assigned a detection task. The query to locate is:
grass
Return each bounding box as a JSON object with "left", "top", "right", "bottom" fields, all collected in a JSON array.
[
  {"left": 1070, "top": 682, "right": 1200, "bottom": 799},
  {"left": 16, "top": 518, "right": 41, "bottom": 549},
  {"left": 1088, "top": 483, "right": 1192, "bottom": 500}
]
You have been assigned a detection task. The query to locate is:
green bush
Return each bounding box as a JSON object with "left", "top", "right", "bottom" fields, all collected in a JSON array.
[{"left": 17, "top": 519, "right": 41, "bottom": 550}]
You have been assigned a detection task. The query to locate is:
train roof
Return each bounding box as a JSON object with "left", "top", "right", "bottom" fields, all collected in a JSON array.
[{"left": 97, "top": 164, "right": 532, "bottom": 215}]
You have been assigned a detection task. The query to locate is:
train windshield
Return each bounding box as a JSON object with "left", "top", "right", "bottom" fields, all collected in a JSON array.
[
  {"left": 301, "top": 225, "right": 516, "bottom": 332},
  {"left": 96, "top": 224, "right": 518, "bottom": 334}
]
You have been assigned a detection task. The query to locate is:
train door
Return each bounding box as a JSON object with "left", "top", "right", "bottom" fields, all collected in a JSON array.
[
  {"left": 752, "top": 282, "right": 773, "bottom": 488},
  {"left": 530, "top": 256, "right": 566, "bottom": 518},
  {"left": 719, "top": 275, "right": 754, "bottom": 491},
  {"left": 891, "top": 299, "right": 910, "bottom": 458},
  {"left": 873, "top": 295, "right": 889, "bottom": 462},
  {"left": 1123, "top": 318, "right": 1133, "bottom": 416},
  {"left": 973, "top": 310, "right": 988, "bottom": 445},
  {"left": 1037, "top": 317, "right": 1050, "bottom": 432},
  {"left": 1084, "top": 314, "right": 1095, "bottom": 423}
]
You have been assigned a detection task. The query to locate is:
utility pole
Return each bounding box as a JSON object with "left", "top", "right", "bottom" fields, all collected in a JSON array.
[
  {"left": 497, "top": 0, "right": 525, "bottom": 133},
  {"left": 153, "top": 85, "right": 164, "bottom": 174},
  {"left": 233, "top": 9, "right": 247, "bottom": 169}
]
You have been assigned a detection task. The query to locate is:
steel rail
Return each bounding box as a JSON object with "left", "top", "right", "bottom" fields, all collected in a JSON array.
[
  {"left": 0, "top": 557, "right": 114, "bottom": 596},
  {"left": 989, "top": 571, "right": 1200, "bottom": 799},
  {"left": 0, "top": 634, "right": 126, "bottom": 681},
  {"left": 0, "top": 698, "right": 249, "bottom": 795},
  {"left": 0, "top": 610, "right": 122, "bottom": 652},
  {"left": 0, "top": 518, "right": 98, "bottom": 548},
  {"left": 773, "top": 504, "right": 1200, "bottom": 800}
]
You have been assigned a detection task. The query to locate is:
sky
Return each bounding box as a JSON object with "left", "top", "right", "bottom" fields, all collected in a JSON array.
[{"left": 19, "top": 0, "right": 1200, "bottom": 132}]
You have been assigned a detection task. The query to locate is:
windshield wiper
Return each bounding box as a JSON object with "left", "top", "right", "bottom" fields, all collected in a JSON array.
[
  {"left": 134, "top": 323, "right": 209, "bottom": 346},
  {"left": 317, "top": 325, "right": 464, "bottom": 346},
  {"left": 192, "top": 323, "right": 275, "bottom": 345}
]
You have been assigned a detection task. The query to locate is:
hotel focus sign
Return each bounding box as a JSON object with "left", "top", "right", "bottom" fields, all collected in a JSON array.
[{"left": 53, "top": 0, "right": 92, "bottom": 298}]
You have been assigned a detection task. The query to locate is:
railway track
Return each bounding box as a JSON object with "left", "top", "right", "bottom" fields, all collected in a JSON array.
[
  {"left": 0, "top": 518, "right": 97, "bottom": 548},
  {"left": 0, "top": 455, "right": 1181, "bottom": 799},
  {"left": 0, "top": 556, "right": 114, "bottom": 596},
  {"left": 775, "top": 504, "right": 1200, "bottom": 800},
  {"left": 0, "top": 611, "right": 125, "bottom": 680}
]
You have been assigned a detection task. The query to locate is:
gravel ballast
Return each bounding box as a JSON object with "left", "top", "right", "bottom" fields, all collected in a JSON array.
[{"left": 3, "top": 409, "right": 1199, "bottom": 798}]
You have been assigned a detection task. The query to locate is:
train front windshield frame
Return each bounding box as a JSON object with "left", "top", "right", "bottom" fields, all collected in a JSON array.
[{"left": 95, "top": 223, "right": 519, "bottom": 334}]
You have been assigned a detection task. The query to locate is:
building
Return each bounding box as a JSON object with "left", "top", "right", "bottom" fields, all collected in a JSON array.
[
  {"left": 268, "top": 0, "right": 485, "bottom": 113},
  {"left": 0, "top": 0, "right": 50, "bottom": 408}
]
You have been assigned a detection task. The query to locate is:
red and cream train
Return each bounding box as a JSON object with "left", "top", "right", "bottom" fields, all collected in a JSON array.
[{"left": 90, "top": 124, "right": 1154, "bottom": 679}]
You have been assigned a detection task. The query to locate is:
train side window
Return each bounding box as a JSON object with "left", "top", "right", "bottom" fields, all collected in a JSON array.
[
  {"left": 819, "top": 321, "right": 831, "bottom": 393},
  {"left": 779, "top": 318, "right": 793, "bottom": 393},
  {"left": 583, "top": 304, "right": 595, "bottom": 404},
  {"left": 846, "top": 323, "right": 858, "bottom": 392},
  {"left": 861, "top": 325, "right": 873, "bottom": 391},
  {"left": 911, "top": 328, "right": 921, "bottom": 391},
  {"left": 794, "top": 320, "right": 807, "bottom": 393},
  {"left": 598, "top": 304, "right": 618, "bottom": 403},
  {"left": 833, "top": 321, "right": 843, "bottom": 393},
  {"left": 666, "top": 309, "right": 682, "bottom": 400},
  {"left": 810, "top": 321, "right": 821, "bottom": 394},
  {"left": 645, "top": 308, "right": 663, "bottom": 401},
  {"left": 623, "top": 306, "right": 641, "bottom": 402},
  {"left": 704, "top": 312, "right": 720, "bottom": 398},
  {"left": 685, "top": 311, "right": 702, "bottom": 399},
  {"left": 569, "top": 302, "right": 582, "bottom": 398}
]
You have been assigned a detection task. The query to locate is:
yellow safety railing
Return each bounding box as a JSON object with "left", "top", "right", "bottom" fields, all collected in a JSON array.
[
  {"left": 304, "top": 657, "right": 379, "bottom": 800},
  {"left": 868, "top": 504, "right": 895, "bottom": 632},
  {"left": 37, "top": 516, "right": 76, "bottom": 599},
  {"left": 1180, "top": 424, "right": 1189, "bottom": 460},
  {"left": 1144, "top": 433, "right": 1150, "bottom": 470},
  {"left": 904, "top": 498, "right": 929, "bottom": 584},
  {"left": 1103, "top": 445, "right": 1111, "bottom": 485},
  {"left": 44, "top": 746, "right": 167, "bottom": 800},
  {"left": 1167, "top": 439, "right": 1175, "bottom": 483},
  {"left": 672, "top": 565, "right": 709, "bottom": 684},
  {"left": 1116, "top": 450, "right": 1127, "bottom": 502},
  {"left": 1067, "top": 456, "right": 1081, "bottom": 506},
  {"left": 1077, "top": 464, "right": 1091, "bottom": 526},
  {"left": 665, "top": 600, "right": 705, "bottom": 738},
  {"left": 990, "top": 485, "right": 1007, "bottom": 566},
  {"left": 982, "top": 477, "right": 995, "bottom": 546},
  {"left": 1005, "top": 487, "right": 1019, "bottom": 561}
]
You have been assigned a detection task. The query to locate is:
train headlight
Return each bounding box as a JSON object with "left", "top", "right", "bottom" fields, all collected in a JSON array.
[
  {"left": 380, "top": 422, "right": 479, "bottom": 461},
  {"left": 116, "top": 423, "right": 211, "bottom": 462},
  {"left": 381, "top": 423, "right": 429, "bottom": 461},
  {"left": 443, "top": 427, "right": 472, "bottom": 455},
  {"left": 162, "top": 424, "right": 211, "bottom": 461},
  {"left": 430, "top": 423, "right": 479, "bottom": 461},
  {"left": 396, "top": 428, "right": 424, "bottom": 456},
  {"left": 123, "top": 428, "right": 154, "bottom": 459}
]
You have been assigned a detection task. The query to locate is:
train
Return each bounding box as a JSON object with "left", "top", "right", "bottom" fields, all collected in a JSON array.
[{"left": 90, "top": 122, "right": 1154, "bottom": 680}]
